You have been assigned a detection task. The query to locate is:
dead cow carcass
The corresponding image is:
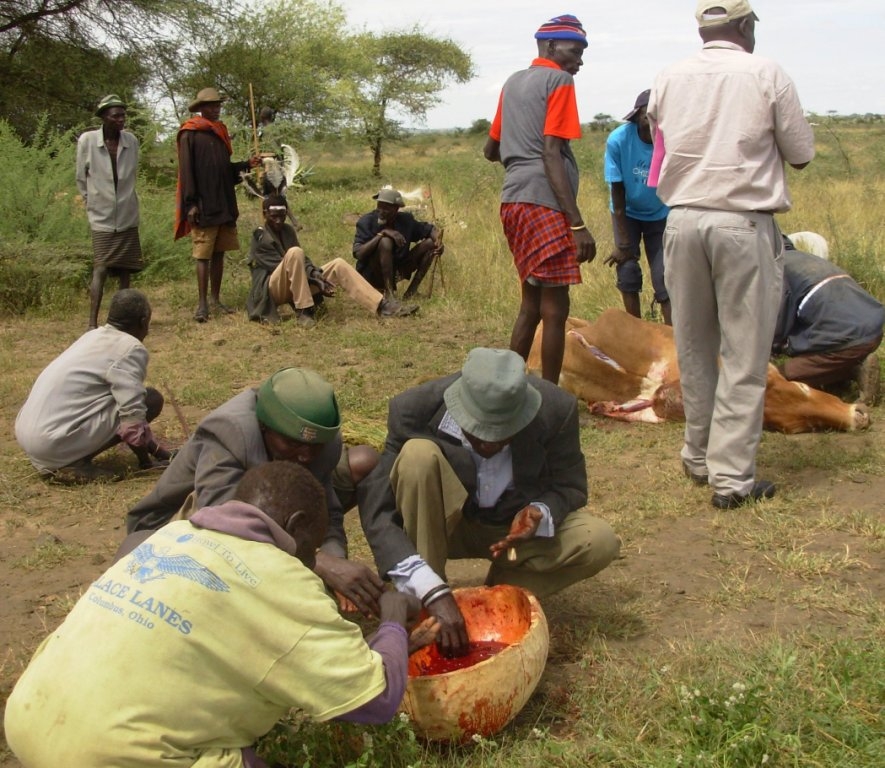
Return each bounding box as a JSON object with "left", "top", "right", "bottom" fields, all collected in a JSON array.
[{"left": 527, "top": 309, "right": 869, "bottom": 434}]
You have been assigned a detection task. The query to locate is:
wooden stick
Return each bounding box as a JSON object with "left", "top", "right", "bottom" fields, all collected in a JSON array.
[
  {"left": 162, "top": 381, "right": 191, "bottom": 440},
  {"left": 248, "top": 83, "right": 260, "bottom": 157}
]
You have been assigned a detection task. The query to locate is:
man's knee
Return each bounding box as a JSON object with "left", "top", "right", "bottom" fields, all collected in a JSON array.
[
  {"left": 561, "top": 513, "right": 620, "bottom": 573},
  {"left": 393, "top": 439, "right": 447, "bottom": 483},
  {"left": 282, "top": 247, "right": 306, "bottom": 269},
  {"left": 144, "top": 387, "right": 164, "bottom": 422}
]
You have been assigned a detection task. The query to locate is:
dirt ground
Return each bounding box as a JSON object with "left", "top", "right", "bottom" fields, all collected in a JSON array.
[{"left": 1, "top": 293, "right": 882, "bottom": 765}]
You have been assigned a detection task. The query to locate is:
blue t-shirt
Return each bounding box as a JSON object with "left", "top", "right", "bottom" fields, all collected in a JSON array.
[{"left": 604, "top": 122, "right": 669, "bottom": 221}]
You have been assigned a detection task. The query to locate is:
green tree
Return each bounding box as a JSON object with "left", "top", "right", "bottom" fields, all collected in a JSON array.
[
  {"left": 171, "top": 0, "right": 355, "bottom": 136},
  {"left": 343, "top": 29, "right": 474, "bottom": 176},
  {"left": 0, "top": 0, "right": 228, "bottom": 138}
]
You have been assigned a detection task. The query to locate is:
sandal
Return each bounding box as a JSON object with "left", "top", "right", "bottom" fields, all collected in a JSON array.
[{"left": 194, "top": 307, "right": 209, "bottom": 323}]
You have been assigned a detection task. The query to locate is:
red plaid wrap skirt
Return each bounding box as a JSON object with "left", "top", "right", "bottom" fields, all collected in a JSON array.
[{"left": 500, "top": 203, "right": 581, "bottom": 285}]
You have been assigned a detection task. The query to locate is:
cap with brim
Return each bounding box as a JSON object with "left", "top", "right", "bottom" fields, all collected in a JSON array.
[
  {"left": 696, "top": 0, "right": 758, "bottom": 28},
  {"left": 188, "top": 87, "right": 227, "bottom": 113},
  {"left": 95, "top": 94, "right": 126, "bottom": 117},
  {"left": 255, "top": 368, "right": 340, "bottom": 444},
  {"left": 623, "top": 89, "right": 651, "bottom": 122},
  {"left": 443, "top": 348, "right": 542, "bottom": 442},
  {"left": 534, "top": 14, "right": 588, "bottom": 48},
  {"left": 372, "top": 187, "right": 404, "bottom": 206}
]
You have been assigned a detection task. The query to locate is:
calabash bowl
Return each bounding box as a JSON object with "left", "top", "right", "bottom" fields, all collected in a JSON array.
[{"left": 401, "top": 584, "right": 549, "bottom": 742}]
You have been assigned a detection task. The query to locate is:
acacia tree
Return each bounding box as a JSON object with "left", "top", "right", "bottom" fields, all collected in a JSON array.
[
  {"left": 344, "top": 29, "right": 474, "bottom": 176},
  {"left": 0, "top": 0, "right": 228, "bottom": 137},
  {"left": 171, "top": 0, "right": 355, "bottom": 135}
]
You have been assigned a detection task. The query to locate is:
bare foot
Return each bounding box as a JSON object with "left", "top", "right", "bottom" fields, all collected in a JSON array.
[{"left": 408, "top": 617, "right": 441, "bottom": 654}]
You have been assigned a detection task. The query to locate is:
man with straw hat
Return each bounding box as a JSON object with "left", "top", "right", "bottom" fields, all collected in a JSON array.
[
  {"left": 359, "top": 348, "right": 620, "bottom": 657},
  {"left": 175, "top": 86, "right": 259, "bottom": 322}
]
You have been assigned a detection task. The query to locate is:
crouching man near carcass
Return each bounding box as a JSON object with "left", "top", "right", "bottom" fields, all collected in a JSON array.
[
  {"left": 773, "top": 235, "right": 883, "bottom": 406},
  {"left": 4, "top": 462, "right": 430, "bottom": 768},
  {"left": 358, "top": 347, "right": 620, "bottom": 658}
]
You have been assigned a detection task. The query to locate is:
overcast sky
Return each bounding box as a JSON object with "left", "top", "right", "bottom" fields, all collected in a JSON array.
[{"left": 337, "top": 0, "right": 885, "bottom": 129}]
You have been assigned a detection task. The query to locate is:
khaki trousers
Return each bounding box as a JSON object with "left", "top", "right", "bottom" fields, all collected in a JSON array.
[
  {"left": 664, "top": 208, "right": 783, "bottom": 495},
  {"left": 268, "top": 248, "right": 382, "bottom": 313},
  {"left": 390, "top": 439, "right": 620, "bottom": 598}
]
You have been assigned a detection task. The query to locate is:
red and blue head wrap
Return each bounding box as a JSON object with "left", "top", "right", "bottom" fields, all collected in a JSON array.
[{"left": 534, "top": 14, "right": 588, "bottom": 48}]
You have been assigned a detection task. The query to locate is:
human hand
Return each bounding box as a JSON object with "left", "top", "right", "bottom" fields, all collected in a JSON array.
[
  {"left": 186, "top": 206, "right": 200, "bottom": 226},
  {"left": 314, "top": 552, "right": 384, "bottom": 617},
  {"left": 604, "top": 246, "right": 634, "bottom": 268},
  {"left": 489, "top": 505, "right": 543, "bottom": 559},
  {"left": 378, "top": 590, "right": 423, "bottom": 628},
  {"left": 320, "top": 279, "right": 336, "bottom": 298},
  {"left": 381, "top": 229, "right": 406, "bottom": 248},
  {"left": 408, "top": 616, "right": 442, "bottom": 654},
  {"left": 425, "top": 593, "right": 469, "bottom": 657},
  {"left": 432, "top": 241, "right": 445, "bottom": 257},
  {"left": 574, "top": 228, "right": 597, "bottom": 264},
  {"left": 247, "top": 154, "right": 261, "bottom": 169}
]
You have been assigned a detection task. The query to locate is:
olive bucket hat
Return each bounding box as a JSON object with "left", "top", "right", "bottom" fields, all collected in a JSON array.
[
  {"left": 443, "top": 348, "right": 541, "bottom": 442},
  {"left": 95, "top": 94, "right": 126, "bottom": 117}
]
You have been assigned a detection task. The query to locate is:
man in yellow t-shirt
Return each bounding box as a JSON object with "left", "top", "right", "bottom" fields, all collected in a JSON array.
[{"left": 4, "top": 463, "right": 425, "bottom": 768}]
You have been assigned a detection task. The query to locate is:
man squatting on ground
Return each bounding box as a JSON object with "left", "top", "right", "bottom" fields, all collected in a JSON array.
[
  {"left": 126, "top": 367, "right": 387, "bottom": 617},
  {"left": 174, "top": 86, "right": 259, "bottom": 323},
  {"left": 352, "top": 187, "right": 444, "bottom": 301},
  {"left": 359, "top": 347, "right": 621, "bottom": 657},
  {"left": 4, "top": 462, "right": 429, "bottom": 768},
  {"left": 15, "top": 289, "right": 172, "bottom": 483},
  {"left": 648, "top": 0, "right": 815, "bottom": 509},
  {"left": 603, "top": 89, "right": 671, "bottom": 325},
  {"left": 78, "top": 94, "right": 145, "bottom": 331},
  {"left": 484, "top": 14, "right": 597, "bottom": 384},
  {"left": 247, "top": 194, "right": 418, "bottom": 327},
  {"left": 773, "top": 236, "right": 883, "bottom": 406}
]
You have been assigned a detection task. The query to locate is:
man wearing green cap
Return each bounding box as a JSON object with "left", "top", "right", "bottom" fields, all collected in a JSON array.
[
  {"left": 359, "top": 347, "right": 620, "bottom": 656},
  {"left": 126, "top": 367, "right": 386, "bottom": 615},
  {"left": 77, "top": 94, "right": 144, "bottom": 331}
]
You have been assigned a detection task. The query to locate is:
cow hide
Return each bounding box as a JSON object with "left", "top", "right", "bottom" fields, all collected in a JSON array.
[{"left": 527, "top": 309, "right": 869, "bottom": 434}]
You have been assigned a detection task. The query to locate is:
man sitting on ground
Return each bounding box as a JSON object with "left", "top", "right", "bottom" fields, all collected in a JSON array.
[
  {"left": 773, "top": 235, "right": 883, "bottom": 405},
  {"left": 359, "top": 347, "right": 620, "bottom": 657},
  {"left": 5, "top": 462, "right": 429, "bottom": 768},
  {"left": 15, "top": 289, "right": 171, "bottom": 482},
  {"left": 247, "top": 195, "right": 417, "bottom": 327},
  {"left": 352, "top": 187, "right": 444, "bottom": 300},
  {"left": 127, "top": 367, "right": 386, "bottom": 617}
]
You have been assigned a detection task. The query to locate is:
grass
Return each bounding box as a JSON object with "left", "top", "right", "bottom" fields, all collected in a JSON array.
[{"left": 1, "top": 122, "right": 884, "bottom": 767}]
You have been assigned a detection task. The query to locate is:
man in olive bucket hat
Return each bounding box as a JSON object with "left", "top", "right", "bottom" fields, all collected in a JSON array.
[
  {"left": 126, "top": 367, "right": 387, "bottom": 616},
  {"left": 77, "top": 94, "right": 144, "bottom": 331},
  {"left": 359, "top": 347, "right": 621, "bottom": 657}
]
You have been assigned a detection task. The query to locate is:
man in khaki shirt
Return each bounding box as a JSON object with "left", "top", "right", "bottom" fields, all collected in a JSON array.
[{"left": 647, "top": 1, "right": 814, "bottom": 509}]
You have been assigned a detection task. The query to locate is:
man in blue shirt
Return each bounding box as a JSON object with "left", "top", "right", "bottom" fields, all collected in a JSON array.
[{"left": 603, "top": 89, "right": 671, "bottom": 324}]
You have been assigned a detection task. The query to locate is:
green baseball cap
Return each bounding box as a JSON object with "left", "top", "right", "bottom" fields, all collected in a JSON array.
[{"left": 255, "top": 368, "right": 340, "bottom": 444}]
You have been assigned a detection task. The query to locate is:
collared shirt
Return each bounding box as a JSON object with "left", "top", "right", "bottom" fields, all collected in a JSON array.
[
  {"left": 648, "top": 41, "right": 815, "bottom": 213},
  {"left": 76, "top": 128, "right": 140, "bottom": 232},
  {"left": 388, "top": 411, "right": 553, "bottom": 601},
  {"left": 15, "top": 325, "right": 149, "bottom": 472}
]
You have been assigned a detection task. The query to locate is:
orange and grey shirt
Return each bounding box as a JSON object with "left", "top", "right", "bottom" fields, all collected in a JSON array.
[{"left": 489, "top": 57, "right": 582, "bottom": 210}]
